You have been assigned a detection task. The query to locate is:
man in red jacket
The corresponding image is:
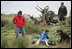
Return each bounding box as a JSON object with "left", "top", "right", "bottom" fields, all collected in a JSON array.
[{"left": 12, "top": 11, "right": 25, "bottom": 39}]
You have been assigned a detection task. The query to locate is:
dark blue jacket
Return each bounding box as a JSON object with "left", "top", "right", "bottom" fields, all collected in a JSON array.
[{"left": 39, "top": 31, "right": 53, "bottom": 43}]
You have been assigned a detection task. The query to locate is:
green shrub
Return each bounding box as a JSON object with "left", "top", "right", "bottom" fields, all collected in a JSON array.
[
  {"left": 1, "top": 19, "right": 9, "bottom": 27},
  {"left": 1, "top": 36, "right": 31, "bottom": 48},
  {"left": 68, "top": 16, "right": 71, "bottom": 26},
  {"left": 1, "top": 38, "right": 8, "bottom": 48},
  {"left": 15, "top": 36, "right": 31, "bottom": 48},
  {"left": 24, "top": 19, "right": 42, "bottom": 34}
]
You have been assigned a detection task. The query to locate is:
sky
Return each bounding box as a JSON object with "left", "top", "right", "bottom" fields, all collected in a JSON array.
[{"left": 1, "top": 1, "right": 71, "bottom": 17}]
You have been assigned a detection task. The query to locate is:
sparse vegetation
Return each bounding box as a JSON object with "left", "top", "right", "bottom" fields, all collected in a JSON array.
[{"left": 1, "top": 14, "right": 71, "bottom": 48}]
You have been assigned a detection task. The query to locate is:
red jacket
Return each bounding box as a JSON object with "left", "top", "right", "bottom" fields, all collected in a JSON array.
[{"left": 12, "top": 15, "right": 25, "bottom": 28}]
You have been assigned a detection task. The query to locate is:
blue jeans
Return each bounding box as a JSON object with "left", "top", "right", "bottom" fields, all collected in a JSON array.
[{"left": 16, "top": 26, "right": 25, "bottom": 39}]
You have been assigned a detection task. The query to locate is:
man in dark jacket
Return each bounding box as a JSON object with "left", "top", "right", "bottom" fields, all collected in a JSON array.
[{"left": 58, "top": 2, "right": 68, "bottom": 26}]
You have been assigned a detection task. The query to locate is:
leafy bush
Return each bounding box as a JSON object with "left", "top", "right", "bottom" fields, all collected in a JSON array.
[
  {"left": 1, "top": 16, "right": 16, "bottom": 34},
  {"left": 1, "top": 18, "right": 9, "bottom": 27},
  {"left": 24, "top": 19, "right": 42, "bottom": 34},
  {"left": 1, "top": 38, "right": 8, "bottom": 48},
  {"left": 1, "top": 36, "right": 31, "bottom": 48},
  {"left": 68, "top": 16, "right": 71, "bottom": 26},
  {"left": 16, "top": 36, "right": 31, "bottom": 48}
]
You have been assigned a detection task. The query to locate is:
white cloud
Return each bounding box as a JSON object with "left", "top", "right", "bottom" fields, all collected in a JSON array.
[{"left": 1, "top": 1, "right": 71, "bottom": 17}]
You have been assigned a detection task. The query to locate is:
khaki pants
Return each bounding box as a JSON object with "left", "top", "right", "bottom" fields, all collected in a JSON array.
[{"left": 35, "top": 39, "right": 49, "bottom": 46}]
